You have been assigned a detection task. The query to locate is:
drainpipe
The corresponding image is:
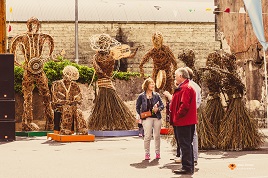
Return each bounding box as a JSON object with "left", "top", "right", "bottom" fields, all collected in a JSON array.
[{"left": 75, "top": 0, "right": 79, "bottom": 63}]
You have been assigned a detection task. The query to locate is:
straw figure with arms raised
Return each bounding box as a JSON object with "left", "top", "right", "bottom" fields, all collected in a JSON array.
[{"left": 10, "top": 17, "right": 54, "bottom": 131}]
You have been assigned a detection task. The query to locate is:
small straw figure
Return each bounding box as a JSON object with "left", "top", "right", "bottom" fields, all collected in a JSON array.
[
  {"left": 218, "top": 53, "right": 265, "bottom": 150},
  {"left": 88, "top": 34, "right": 135, "bottom": 130}
]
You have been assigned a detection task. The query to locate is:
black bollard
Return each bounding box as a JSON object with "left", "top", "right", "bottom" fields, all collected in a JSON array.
[{"left": 54, "top": 111, "right": 61, "bottom": 132}]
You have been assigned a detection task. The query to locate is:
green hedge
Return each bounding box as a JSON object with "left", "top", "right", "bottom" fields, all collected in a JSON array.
[{"left": 14, "top": 60, "right": 141, "bottom": 94}]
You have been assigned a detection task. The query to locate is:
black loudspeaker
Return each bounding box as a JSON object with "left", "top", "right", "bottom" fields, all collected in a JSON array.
[
  {"left": 0, "top": 100, "right": 15, "bottom": 121},
  {"left": 0, "top": 54, "right": 14, "bottom": 100},
  {"left": 0, "top": 120, "right": 15, "bottom": 141}
]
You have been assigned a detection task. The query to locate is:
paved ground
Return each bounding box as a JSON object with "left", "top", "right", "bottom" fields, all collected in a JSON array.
[{"left": 0, "top": 129, "right": 268, "bottom": 178}]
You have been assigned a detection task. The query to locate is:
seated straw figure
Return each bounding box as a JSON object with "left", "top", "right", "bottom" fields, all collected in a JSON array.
[{"left": 51, "top": 65, "right": 88, "bottom": 135}]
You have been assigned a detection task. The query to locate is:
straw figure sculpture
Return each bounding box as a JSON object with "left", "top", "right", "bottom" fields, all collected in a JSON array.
[
  {"left": 178, "top": 49, "right": 200, "bottom": 84},
  {"left": 140, "top": 32, "right": 177, "bottom": 129},
  {"left": 51, "top": 66, "right": 88, "bottom": 135},
  {"left": 218, "top": 53, "right": 265, "bottom": 150},
  {"left": 178, "top": 49, "right": 217, "bottom": 150},
  {"left": 139, "top": 32, "right": 177, "bottom": 94},
  {"left": 202, "top": 52, "right": 224, "bottom": 142},
  {"left": 87, "top": 34, "right": 135, "bottom": 131},
  {"left": 10, "top": 17, "right": 54, "bottom": 131}
]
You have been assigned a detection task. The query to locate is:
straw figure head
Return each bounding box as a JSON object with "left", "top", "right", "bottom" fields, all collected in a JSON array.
[
  {"left": 152, "top": 32, "right": 163, "bottom": 49},
  {"left": 27, "top": 17, "right": 41, "bottom": 33},
  {"left": 178, "top": 49, "right": 195, "bottom": 68},
  {"left": 206, "top": 51, "right": 222, "bottom": 68},
  {"left": 62, "top": 65, "right": 79, "bottom": 81},
  {"left": 222, "top": 53, "right": 237, "bottom": 72},
  {"left": 89, "top": 33, "right": 120, "bottom": 52}
]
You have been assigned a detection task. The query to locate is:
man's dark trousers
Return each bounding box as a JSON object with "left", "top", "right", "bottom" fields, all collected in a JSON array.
[
  {"left": 176, "top": 124, "right": 195, "bottom": 172},
  {"left": 173, "top": 126, "right": 181, "bottom": 157}
]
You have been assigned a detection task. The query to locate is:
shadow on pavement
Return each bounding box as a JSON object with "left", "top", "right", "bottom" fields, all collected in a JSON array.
[
  {"left": 0, "top": 141, "right": 14, "bottom": 145},
  {"left": 170, "top": 175, "right": 194, "bottom": 178},
  {"left": 14, "top": 136, "right": 43, "bottom": 141},
  {"left": 41, "top": 139, "right": 66, "bottom": 146},
  {"left": 95, "top": 137, "right": 130, "bottom": 142},
  {"left": 159, "top": 162, "right": 181, "bottom": 172},
  {"left": 160, "top": 162, "right": 199, "bottom": 178},
  {"left": 199, "top": 141, "right": 268, "bottom": 159},
  {"left": 130, "top": 159, "right": 160, "bottom": 169}
]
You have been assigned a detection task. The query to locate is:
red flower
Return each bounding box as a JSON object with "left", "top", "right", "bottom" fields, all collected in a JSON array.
[
  {"left": 224, "top": 8, "right": 230, "bottom": 13},
  {"left": 8, "top": 25, "right": 12, "bottom": 32}
]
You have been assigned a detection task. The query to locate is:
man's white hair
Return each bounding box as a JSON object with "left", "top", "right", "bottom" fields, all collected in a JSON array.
[{"left": 175, "top": 67, "right": 189, "bottom": 79}]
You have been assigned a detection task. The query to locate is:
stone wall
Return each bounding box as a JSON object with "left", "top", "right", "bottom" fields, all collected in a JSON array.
[{"left": 8, "top": 22, "right": 220, "bottom": 72}]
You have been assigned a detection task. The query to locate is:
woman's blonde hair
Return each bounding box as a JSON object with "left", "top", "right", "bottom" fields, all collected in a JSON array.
[{"left": 142, "top": 77, "right": 154, "bottom": 91}]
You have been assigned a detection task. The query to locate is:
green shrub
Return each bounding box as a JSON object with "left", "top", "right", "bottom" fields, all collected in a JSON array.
[
  {"left": 112, "top": 71, "right": 140, "bottom": 80},
  {"left": 14, "top": 66, "right": 24, "bottom": 94},
  {"left": 14, "top": 60, "right": 141, "bottom": 94}
]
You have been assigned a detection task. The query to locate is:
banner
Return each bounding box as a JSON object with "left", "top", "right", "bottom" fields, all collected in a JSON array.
[{"left": 243, "top": 0, "right": 267, "bottom": 50}]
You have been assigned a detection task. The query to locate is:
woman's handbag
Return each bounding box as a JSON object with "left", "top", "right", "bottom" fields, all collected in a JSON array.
[{"left": 140, "top": 111, "right": 152, "bottom": 119}]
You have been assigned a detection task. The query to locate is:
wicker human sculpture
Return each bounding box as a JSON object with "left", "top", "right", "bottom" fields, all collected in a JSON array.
[
  {"left": 178, "top": 49, "right": 217, "bottom": 149},
  {"left": 10, "top": 17, "right": 54, "bottom": 131},
  {"left": 204, "top": 52, "right": 225, "bottom": 132},
  {"left": 139, "top": 32, "right": 177, "bottom": 94},
  {"left": 140, "top": 32, "right": 177, "bottom": 127},
  {"left": 178, "top": 49, "right": 200, "bottom": 84},
  {"left": 51, "top": 65, "right": 88, "bottom": 135},
  {"left": 218, "top": 53, "right": 265, "bottom": 150},
  {"left": 88, "top": 34, "right": 135, "bottom": 130}
]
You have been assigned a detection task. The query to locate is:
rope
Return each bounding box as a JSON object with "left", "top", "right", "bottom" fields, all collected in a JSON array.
[
  {"left": 97, "top": 78, "right": 115, "bottom": 90},
  {"left": 88, "top": 69, "right": 96, "bottom": 87}
]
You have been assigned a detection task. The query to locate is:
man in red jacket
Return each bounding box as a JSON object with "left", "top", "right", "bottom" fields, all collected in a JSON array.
[{"left": 170, "top": 67, "right": 197, "bottom": 174}]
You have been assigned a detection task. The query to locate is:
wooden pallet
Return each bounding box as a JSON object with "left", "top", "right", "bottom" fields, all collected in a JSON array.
[{"left": 47, "top": 133, "right": 95, "bottom": 142}]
